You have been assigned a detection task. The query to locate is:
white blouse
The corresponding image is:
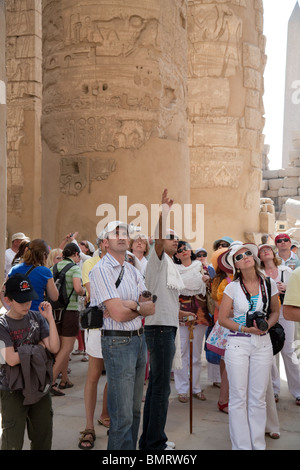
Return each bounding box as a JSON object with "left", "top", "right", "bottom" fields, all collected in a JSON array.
[{"left": 224, "top": 277, "right": 278, "bottom": 325}]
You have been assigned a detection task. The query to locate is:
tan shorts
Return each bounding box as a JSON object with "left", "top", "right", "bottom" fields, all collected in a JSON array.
[{"left": 84, "top": 328, "right": 103, "bottom": 358}]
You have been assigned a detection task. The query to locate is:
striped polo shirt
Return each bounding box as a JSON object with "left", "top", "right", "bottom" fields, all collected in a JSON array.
[{"left": 89, "top": 252, "right": 146, "bottom": 331}]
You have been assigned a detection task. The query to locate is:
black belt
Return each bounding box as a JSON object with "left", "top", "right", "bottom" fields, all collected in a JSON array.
[{"left": 101, "top": 327, "right": 144, "bottom": 337}]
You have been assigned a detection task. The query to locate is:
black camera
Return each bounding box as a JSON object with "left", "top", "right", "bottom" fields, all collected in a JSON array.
[{"left": 246, "top": 311, "right": 268, "bottom": 331}]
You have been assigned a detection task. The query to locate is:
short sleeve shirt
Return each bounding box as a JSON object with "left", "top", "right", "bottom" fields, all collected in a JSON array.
[
  {"left": 283, "top": 266, "right": 300, "bottom": 307},
  {"left": 8, "top": 263, "right": 53, "bottom": 311},
  {"left": 0, "top": 311, "right": 49, "bottom": 390},
  {"left": 144, "top": 249, "right": 180, "bottom": 327},
  {"left": 89, "top": 252, "right": 146, "bottom": 331},
  {"left": 224, "top": 277, "right": 278, "bottom": 326}
]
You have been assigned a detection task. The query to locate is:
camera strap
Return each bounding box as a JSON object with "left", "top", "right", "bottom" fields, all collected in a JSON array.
[
  {"left": 115, "top": 265, "right": 125, "bottom": 288},
  {"left": 240, "top": 276, "right": 268, "bottom": 313}
]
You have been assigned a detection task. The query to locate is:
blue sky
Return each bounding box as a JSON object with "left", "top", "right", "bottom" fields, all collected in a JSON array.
[{"left": 263, "top": 0, "right": 299, "bottom": 169}]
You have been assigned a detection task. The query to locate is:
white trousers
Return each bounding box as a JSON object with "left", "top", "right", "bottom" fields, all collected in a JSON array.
[
  {"left": 225, "top": 333, "right": 273, "bottom": 450},
  {"left": 272, "top": 312, "right": 300, "bottom": 398},
  {"left": 174, "top": 324, "right": 207, "bottom": 394}
]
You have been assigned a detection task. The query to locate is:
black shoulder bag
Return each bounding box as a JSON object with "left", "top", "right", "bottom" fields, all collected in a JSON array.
[
  {"left": 265, "top": 277, "right": 285, "bottom": 355},
  {"left": 81, "top": 265, "right": 125, "bottom": 330}
]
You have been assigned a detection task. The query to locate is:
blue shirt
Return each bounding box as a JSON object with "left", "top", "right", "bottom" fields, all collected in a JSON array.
[
  {"left": 89, "top": 252, "right": 146, "bottom": 331},
  {"left": 8, "top": 263, "right": 52, "bottom": 311}
]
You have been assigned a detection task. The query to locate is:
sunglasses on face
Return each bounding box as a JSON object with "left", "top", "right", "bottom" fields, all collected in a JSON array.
[
  {"left": 166, "top": 234, "right": 179, "bottom": 240},
  {"left": 177, "top": 246, "right": 190, "bottom": 253},
  {"left": 196, "top": 253, "right": 207, "bottom": 258},
  {"left": 217, "top": 242, "right": 229, "bottom": 248},
  {"left": 234, "top": 250, "right": 253, "bottom": 262},
  {"left": 276, "top": 238, "right": 290, "bottom": 243}
]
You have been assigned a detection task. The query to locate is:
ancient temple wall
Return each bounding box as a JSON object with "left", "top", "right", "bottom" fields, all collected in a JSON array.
[
  {"left": 41, "top": 0, "right": 190, "bottom": 246},
  {"left": 5, "top": 0, "right": 42, "bottom": 242},
  {"left": 188, "top": 0, "right": 266, "bottom": 250},
  {"left": 0, "top": 0, "right": 6, "bottom": 284}
]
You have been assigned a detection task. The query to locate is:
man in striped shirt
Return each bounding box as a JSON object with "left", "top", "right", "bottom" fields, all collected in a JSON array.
[{"left": 89, "top": 221, "right": 155, "bottom": 450}]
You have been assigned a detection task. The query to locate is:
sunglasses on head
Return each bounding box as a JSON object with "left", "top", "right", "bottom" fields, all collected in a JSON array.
[
  {"left": 276, "top": 238, "right": 290, "bottom": 243},
  {"left": 259, "top": 247, "right": 273, "bottom": 254},
  {"left": 196, "top": 252, "right": 207, "bottom": 258},
  {"left": 234, "top": 250, "right": 253, "bottom": 262}
]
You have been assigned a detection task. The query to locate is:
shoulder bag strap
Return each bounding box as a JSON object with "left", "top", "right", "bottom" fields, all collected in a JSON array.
[
  {"left": 265, "top": 276, "right": 272, "bottom": 318},
  {"left": 25, "top": 265, "right": 37, "bottom": 276}
]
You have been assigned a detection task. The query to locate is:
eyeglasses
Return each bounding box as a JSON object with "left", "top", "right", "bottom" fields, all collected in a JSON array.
[
  {"left": 276, "top": 238, "right": 290, "bottom": 244},
  {"left": 196, "top": 253, "right": 207, "bottom": 258},
  {"left": 234, "top": 250, "right": 253, "bottom": 262},
  {"left": 177, "top": 246, "right": 189, "bottom": 253}
]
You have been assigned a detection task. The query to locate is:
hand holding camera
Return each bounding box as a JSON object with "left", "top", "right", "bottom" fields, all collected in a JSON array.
[{"left": 246, "top": 311, "right": 269, "bottom": 333}]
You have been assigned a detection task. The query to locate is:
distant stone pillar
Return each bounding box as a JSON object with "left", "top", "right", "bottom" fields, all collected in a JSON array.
[
  {"left": 282, "top": 2, "right": 300, "bottom": 169},
  {"left": 6, "top": 0, "right": 42, "bottom": 240},
  {"left": 42, "top": 0, "right": 190, "bottom": 245},
  {"left": 0, "top": 0, "right": 6, "bottom": 285},
  {"left": 188, "top": 0, "right": 266, "bottom": 249}
]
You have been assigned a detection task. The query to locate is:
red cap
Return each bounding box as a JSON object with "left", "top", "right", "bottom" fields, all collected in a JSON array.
[{"left": 275, "top": 233, "right": 291, "bottom": 243}]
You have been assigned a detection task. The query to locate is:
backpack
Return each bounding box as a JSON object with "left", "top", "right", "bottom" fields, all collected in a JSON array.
[{"left": 47, "top": 262, "right": 75, "bottom": 312}]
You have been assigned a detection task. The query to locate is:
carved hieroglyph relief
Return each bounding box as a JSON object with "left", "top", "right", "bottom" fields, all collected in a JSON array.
[
  {"left": 42, "top": 0, "right": 188, "bottom": 193},
  {"left": 188, "top": 0, "right": 265, "bottom": 210},
  {"left": 59, "top": 156, "right": 116, "bottom": 196}
]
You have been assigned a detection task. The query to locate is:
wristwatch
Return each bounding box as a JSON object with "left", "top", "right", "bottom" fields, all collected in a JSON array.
[{"left": 135, "top": 301, "right": 141, "bottom": 313}]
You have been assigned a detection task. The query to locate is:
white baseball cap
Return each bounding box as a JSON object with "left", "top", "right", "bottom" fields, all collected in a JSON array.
[{"left": 104, "top": 221, "right": 129, "bottom": 238}]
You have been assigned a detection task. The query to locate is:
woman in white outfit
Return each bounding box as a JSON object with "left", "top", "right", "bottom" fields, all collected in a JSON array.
[
  {"left": 173, "top": 241, "right": 210, "bottom": 403},
  {"left": 258, "top": 244, "right": 300, "bottom": 406},
  {"left": 219, "top": 243, "right": 280, "bottom": 450}
]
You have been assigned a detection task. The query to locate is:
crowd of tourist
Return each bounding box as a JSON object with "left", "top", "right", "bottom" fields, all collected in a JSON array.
[{"left": 1, "top": 189, "right": 300, "bottom": 451}]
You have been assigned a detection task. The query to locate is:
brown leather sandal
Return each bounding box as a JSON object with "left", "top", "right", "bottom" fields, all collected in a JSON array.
[{"left": 78, "top": 429, "right": 96, "bottom": 450}]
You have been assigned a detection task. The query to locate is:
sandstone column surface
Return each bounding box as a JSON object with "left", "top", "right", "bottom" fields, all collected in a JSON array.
[
  {"left": 188, "top": 0, "right": 266, "bottom": 249},
  {"left": 42, "top": 0, "right": 190, "bottom": 245},
  {"left": 6, "top": 0, "right": 42, "bottom": 241}
]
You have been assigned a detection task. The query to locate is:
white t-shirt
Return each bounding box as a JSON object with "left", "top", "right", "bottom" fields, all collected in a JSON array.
[
  {"left": 224, "top": 277, "right": 278, "bottom": 325},
  {"left": 144, "top": 249, "right": 179, "bottom": 327},
  {"left": 4, "top": 248, "right": 15, "bottom": 278},
  {"left": 139, "top": 257, "right": 148, "bottom": 277}
]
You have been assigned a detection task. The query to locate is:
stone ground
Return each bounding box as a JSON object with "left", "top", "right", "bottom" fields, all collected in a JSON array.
[{"left": 15, "top": 348, "right": 300, "bottom": 452}]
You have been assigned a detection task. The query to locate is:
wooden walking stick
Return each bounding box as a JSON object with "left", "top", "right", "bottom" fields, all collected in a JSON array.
[{"left": 188, "top": 320, "right": 195, "bottom": 434}]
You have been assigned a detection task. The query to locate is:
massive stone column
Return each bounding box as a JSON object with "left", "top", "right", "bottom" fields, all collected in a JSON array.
[
  {"left": 41, "top": 0, "right": 190, "bottom": 246},
  {"left": 6, "top": 0, "right": 42, "bottom": 240},
  {"left": 0, "top": 0, "right": 6, "bottom": 284},
  {"left": 188, "top": 0, "right": 266, "bottom": 249},
  {"left": 282, "top": 2, "right": 300, "bottom": 169}
]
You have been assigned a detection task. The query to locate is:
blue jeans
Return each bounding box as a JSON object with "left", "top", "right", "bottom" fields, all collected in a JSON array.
[
  {"left": 139, "top": 326, "right": 177, "bottom": 450},
  {"left": 101, "top": 333, "right": 146, "bottom": 450}
]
